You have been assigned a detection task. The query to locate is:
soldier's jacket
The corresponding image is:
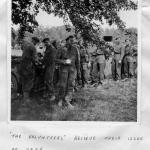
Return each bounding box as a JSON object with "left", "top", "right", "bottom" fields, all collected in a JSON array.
[
  {"left": 80, "top": 46, "right": 89, "bottom": 63},
  {"left": 96, "top": 48, "right": 105, "bottom": 64},
  {"left": 90, "top": 54, "right": 97, "bottom": 74},
  {"left": 124, "top": 45, "right": 134, "bottom": 62},
  {"left": 43, "top": 44, "right": 57, "bottom": 68},
  {"left": 56, "top": 44, "right": 80, "bottom": 72},
  {"left": 21, "top": 40, "right": 36, "bottom": 61},
  {"left": 125, "top": 47, "right": 130, "bottom": 55},
  {"left": 113, "top": 44, "right": 124, "bottom": 60},
  {"left": 96, "top": 48, "right": 104, "bottom": 55},
  {"left": 20, "top": 40, "right": 36, "bottom": 91},
  {"left": 124, "top": 44, "right": 132, "bottom": 55}
]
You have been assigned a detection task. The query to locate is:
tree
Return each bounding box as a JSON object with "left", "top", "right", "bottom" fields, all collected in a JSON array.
[
  {"left": 124, "top": 28, "right": 137, "bottom": 45},
  {"left": 12, "top": 0, "right": 137, "bottom": 45},
  {"left": 111, "top": 27, "right": 137, "bottom": 46},
  {"left": 11, "top": 27, "right": 16, "bottom": 48}
]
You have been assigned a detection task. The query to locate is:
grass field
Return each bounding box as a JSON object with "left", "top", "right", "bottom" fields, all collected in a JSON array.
[{"left": 11, "top": 78, "right": 137, "bottom": 121}]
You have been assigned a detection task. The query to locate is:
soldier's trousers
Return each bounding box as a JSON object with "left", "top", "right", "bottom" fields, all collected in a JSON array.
[
  {"left": 97, "top": 62, "right": 105, "bottom": 82},
  {"left": 111, "top": 58, "right": 121, "bottom": 80},
  {"left": 91, "top": 62, "right": 105, "bottom": 83},
  {"left": 20, "top": 59, "right": 35, "bottom": 94},
  {"left": 121, "top": 55, "right": 134, "bottom": 78},
  {"left": 91, "top": 61, "right": 98, "bottom": 83},
  {"left": 121, "top": 55, "right": 128, "bottom": 79},
  {"left": 81, "top": 63, "right": 89, "bottom": 86},
  {"left": 127, "top": 55, "right": 134, "bottom": 78},
  {"left": 44, "top": 63, "right": 55, "bottom": 95},
  {"left": 57, "top": 66, "right": 77, "bottom": 101}
]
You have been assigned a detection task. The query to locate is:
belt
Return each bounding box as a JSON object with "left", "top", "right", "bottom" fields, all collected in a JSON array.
[{"left": 97, "top": 54, "right": 104, "bottom": 55}]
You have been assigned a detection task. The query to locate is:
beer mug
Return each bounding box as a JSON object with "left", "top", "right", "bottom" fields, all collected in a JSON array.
[{"left": 66, "top": 59, "right": 71, "bottom": 64}]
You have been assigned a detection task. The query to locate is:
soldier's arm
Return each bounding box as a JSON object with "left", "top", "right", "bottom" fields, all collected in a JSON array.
[
  {"left": 75, "top": 46, "right": 81, "bottom": 73},
  {"left": 90, "top": 60, "right": 93, "bottom": 72},
  {"left": 55, "top": 48, "right": 65, "bottom": 64},
  {"left": 86, "top": 49, "right": 90, "bottom": 62},
  {"left": 32, "top": 46, "right": 37, "bottom": 61},
  {"left": 120, "top": 47, "right": 125, "bottom": 61},
  {"left": 49, "top": 45, "right": 57, "bottom": 64}
]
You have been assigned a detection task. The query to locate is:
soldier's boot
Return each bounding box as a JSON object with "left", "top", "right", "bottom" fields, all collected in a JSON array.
[{"left": 65, "top": 95, "right": 74, "bottom": 110}]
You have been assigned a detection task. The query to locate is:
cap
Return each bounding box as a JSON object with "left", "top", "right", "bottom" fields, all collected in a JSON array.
[
  {"left": 66, "top": 35, "right": 74, "bottom": 41},
  {"left": 42, "top": 38, "right": 50, "bottom": 43}
]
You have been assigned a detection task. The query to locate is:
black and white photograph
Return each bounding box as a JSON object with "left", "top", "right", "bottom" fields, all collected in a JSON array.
[{"left": 11, "top": 0, "right": 139, "bottom": 121}]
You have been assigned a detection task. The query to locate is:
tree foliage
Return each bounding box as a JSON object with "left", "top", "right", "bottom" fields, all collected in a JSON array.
[
  {"left": 25, "top": 25, "right": 75, "bottom": 41},
  {"left": 12, "top": 0, "right": 137, "bottom": 45}
]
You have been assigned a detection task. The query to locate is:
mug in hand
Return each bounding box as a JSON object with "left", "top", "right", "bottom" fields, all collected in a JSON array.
[{"left": 65, "top": 59, "right": 71, "bottom": 64}]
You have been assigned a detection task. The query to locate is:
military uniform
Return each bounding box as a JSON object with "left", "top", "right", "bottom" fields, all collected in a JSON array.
[
  {"left": 95, "top": 48, "right": 106, "bottom": 83},
  {"left": 56, "top": 44, "right": 80, "bottom": 104},
  {"left": 20, "top": 40, "right": 36, "bottom": 99},
  {"left": 43, "top": 44, "right": 57, "bottom": 97},
  {"left": 121, "top": 45, "right": 134, "bottom": 78},
  {"left": 111, "top": 44, "right": 124, "bottom": 80},
  {"left": 90, "top": 52, "right": 98, "bottom": 83},
  {"left": 80, "top": 46, "right": 90, "bottom": 87},
  {"left": 126, "top": 46, "right": 134, "bottom": 78}
]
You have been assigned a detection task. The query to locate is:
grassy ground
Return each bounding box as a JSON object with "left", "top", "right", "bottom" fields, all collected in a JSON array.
[{"left": 11, "top": 78, "right": 137, "bottom": 121}]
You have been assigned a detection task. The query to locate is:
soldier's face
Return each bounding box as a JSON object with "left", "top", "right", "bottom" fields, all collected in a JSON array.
[
  {"left": 57, "top": 41, "right": 61, "bottom": 48},
  {"left": 126, "top": 40, "right": 130, "bottom": 45},
  {"left": 126, "top": 46, "right": 130, "bottom": 51},
  {"left": 70, "top": 37, "right": 75, "bottom": 44},
  {"left": 79, "top": 40, "right": 83, "bottom": 45},
  {"left": 36, "top": 42, "right": 46, "bottom": 55},
  {"left": 32, "top": 40, "right": 36, "bottom": 45},
  {"left": 43, "top": 41, "right": 49, "bottom": 47}
]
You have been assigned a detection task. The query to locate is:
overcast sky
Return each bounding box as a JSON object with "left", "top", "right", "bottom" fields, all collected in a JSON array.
[{"left": 36, "top": 10, "right": 138, "bottom": 29}]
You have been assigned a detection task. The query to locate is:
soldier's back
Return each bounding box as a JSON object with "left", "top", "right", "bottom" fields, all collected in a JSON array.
[{"left": 21, "top": 40, "right": 36, "bottom": 60}]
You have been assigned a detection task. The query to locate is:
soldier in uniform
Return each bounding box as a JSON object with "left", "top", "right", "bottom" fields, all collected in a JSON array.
[
  {"left": 126, "top": 45, "right": 134, "bottom": 78},
  {"left": 20, "top": 37, "right": 40, "bottom": 104},
  {"left": 52, "top": 40, "right": 62, "bottom": 86},
  {"left": 121, "top": 44, "right": 130, "bottom": 79},
  {"left": 122, "top": 44, "right": 135, "bottom": 79},
  {"left": 132, "top": 45, "right": 137, "bottom": 77},
  {"left": 79, "top": 41, "right": 90, "bottom": 88},
  {"left": 56, "top": 35, "right": 81, "bottom": 108},
  {"left": 121, "top": 39, "right": 135, "bottom": 79},
  {"left": 90, "top": 51, "right": 98, "bottom": 85},
  {"left": 95, "top": 45, "right": 106, "bottom": 84},
  {"left": 42, "top": 38, "right": 57, "bottom": 101},
  {"left": 111, "top": 38, "right": 124, "bottom": 81}
]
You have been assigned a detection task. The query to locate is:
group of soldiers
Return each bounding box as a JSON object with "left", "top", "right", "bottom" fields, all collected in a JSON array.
[{"left": 19, "top": 35, "right": 137, "bottom": 109}]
